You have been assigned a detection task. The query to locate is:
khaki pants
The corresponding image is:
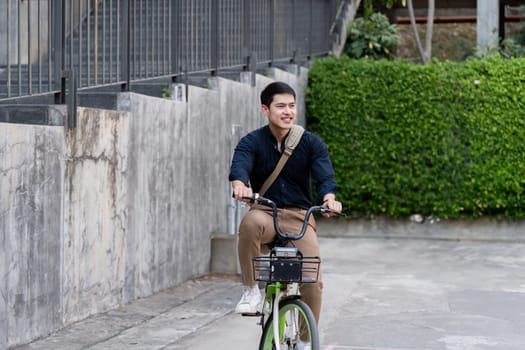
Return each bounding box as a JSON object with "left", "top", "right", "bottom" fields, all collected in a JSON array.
[{"left": 238, "top": 206, "right": 323, "bottom": 324}]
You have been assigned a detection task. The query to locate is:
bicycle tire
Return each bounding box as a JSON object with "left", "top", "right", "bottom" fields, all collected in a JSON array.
[{"left": 259, "top": 298, "right": 319, "bottom": 350}]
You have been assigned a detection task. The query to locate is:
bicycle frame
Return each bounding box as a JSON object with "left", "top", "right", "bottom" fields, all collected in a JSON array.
[
  {"left": 253, "top": 227, "right": 321, "bottom": 349},
  {"left": 264, "top": 281, "right": 302, "bottom": 349},
  {"left": 243, "top": 194, "right": 343, "bottom": 350}
]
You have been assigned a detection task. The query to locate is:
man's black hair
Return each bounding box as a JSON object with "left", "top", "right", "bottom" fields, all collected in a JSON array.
[{"left": 260, "top": 81, "right": 296, "bottom": 107}]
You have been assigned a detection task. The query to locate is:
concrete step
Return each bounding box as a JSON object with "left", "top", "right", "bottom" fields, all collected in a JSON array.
[{"left": 210, "top": 234, "right": 240, "bottom": 275}]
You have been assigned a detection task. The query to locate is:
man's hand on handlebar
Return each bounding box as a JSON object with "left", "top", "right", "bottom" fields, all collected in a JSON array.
[
  {"left": 321, "top": 195, "right": 343, "bottom": 218},
  {"left": 232, "top": 183, "right": 344, "bottom": 216},
  {"left": 232, "top": 180, "right": 254, "bottom": 205}
]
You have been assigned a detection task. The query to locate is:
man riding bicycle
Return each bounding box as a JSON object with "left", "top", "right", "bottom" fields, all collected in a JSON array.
[{"left": 229, "top": 81, "right": 342, "bottom": 330}]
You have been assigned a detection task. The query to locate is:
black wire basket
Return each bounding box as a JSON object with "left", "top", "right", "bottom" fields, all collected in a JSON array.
[{"left": 252, "top": 255, "right": 321, "bottom": 283}]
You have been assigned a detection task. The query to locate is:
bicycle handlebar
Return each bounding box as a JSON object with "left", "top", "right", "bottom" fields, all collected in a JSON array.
[{"left": 241, "top": 194, "right": 344, "bottom": 242}]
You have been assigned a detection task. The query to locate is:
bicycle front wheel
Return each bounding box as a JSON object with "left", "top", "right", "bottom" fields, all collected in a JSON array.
[{"left": 259, "top": 299, "right": 319, "bottom": 350}]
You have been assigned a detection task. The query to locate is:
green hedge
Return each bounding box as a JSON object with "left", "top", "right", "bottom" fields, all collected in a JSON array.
[{"left": 306, "top": 56, "right": 525, "bottom": 219}]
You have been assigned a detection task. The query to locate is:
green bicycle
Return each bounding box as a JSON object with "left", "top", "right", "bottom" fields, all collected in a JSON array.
[{"left": 243, "top": 195, "right": 342, "bottom": 350}]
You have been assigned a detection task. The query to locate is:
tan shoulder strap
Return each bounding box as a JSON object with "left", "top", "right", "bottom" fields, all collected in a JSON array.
[
  {"left": 259, "top": 125, "right": 305, "bottom": 196},
  {"left": 283, "top": 124, "right": 304, "bottom": 154}
]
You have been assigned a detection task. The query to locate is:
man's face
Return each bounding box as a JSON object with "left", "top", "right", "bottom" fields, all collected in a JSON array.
[{"left": 262, "top": 93, "right": 296, "bottom": 132}]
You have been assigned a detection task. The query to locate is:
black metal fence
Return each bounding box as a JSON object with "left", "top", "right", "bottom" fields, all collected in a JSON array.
[{"left": 0, "top": 0, "right": 350, "bottom": 102}]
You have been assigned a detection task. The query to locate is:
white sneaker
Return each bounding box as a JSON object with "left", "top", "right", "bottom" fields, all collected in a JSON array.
[
  {"left": 295, "top": 340, "right": 311, "bottom": 350},
  {"left": 235, "top": 286, "right": 262, "bottom": 314},
  {"left": 262, "top": 299, "right": 270, "bottom": 314}
]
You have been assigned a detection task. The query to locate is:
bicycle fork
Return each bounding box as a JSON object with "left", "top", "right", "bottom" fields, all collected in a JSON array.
[
  {"left": 272, "top": 290, "right": 284, "bottom": 350},
  {"left": 267, "top": 283, "right": 300, "bottom": 350}
]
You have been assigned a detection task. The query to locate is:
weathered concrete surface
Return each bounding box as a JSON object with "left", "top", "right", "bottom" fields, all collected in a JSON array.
[
  {"left": 116, "top": 92, "right": 190, "bottom": 303},
  {"left": 0, "top": 123, "right": 64, "bottom": 347},
  {"left": 62, "top": 107, "right": 130, "bottom": 325}
]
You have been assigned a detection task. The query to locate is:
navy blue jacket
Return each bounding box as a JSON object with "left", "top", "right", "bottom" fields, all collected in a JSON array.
[{"left": 229, "top": 125, "right": 337, "bottom": 209}]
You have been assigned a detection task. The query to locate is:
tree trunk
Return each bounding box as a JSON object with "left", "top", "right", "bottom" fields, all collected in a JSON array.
[
  {"left": 407, "top": 0, "right": 426, "bottom": 63},
  {"left": 407, "top": 0, "right": 436, "bottom": 64},
  {"left": 424, "top": 0, "right": 435, "bottom": 62}
]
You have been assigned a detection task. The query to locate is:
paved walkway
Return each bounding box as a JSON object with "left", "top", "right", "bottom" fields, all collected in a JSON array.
[{"left": 12, "top": 236, "right": 525, "bottom": 350}]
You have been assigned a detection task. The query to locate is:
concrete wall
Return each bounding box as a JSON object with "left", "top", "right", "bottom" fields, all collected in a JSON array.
[
  {"left": 0, "top": 122, "right": 64, "bottom": 348},
  {"left": 61, "top": 107, "right": 130, "bottom": 325},
  {"left": 0, "top": 68, "right": 308, "bottom": 349}
]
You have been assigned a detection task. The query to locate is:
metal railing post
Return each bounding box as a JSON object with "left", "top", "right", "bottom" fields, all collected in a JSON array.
[
  {"left": 50, "top": 0, "right": 66, "bottom": 103},
  {"left": 499, "top": 1, "right": 506, "bottom": 41},
  {"left": 243, "top": 0, "right": 256, "bottom": 86},
  {"left": 94, "top": 0, "right": 98, "bottom": 84},
  {"left": 308, "top": 0, "right": 313, "bottom": 58},
  {"left": 121, "top": 0, "right": 131, "bottom": 91},
  {"left": 27, "top": 0, "right": 32, "bottom": 95},
  {"left": 250, "top": 52, "right": 257, "bottom": 87},
  {"left": 64, "top": 69, "right": 77, "bottom": 129},
  {"left": 211, "top": 0, "right": 219, "bottom": 76},
  {"left": 291, "top": 0, "right": 299, "bottom": 65},
  {"left": 243, "top": 0, "right": 251, "bottom": 57},
  {"left": 269, "top": 0, "right": 275, "bottom": 66},
  {"left": 17, "top": 0, "right": 21, "bottom": 96},
  {"left": 7, "top": 1, "right": 11, "bottom": 97},
  {"left": 170, "top": 0, "right": 180, "bottom": 81}
]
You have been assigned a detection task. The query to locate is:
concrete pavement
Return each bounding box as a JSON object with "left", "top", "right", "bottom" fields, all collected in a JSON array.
[
  {"left": 11, "top": 235, "right": 525, "bottom": 350},
  {"left": 10, "top": 274, "right": 244, "bottom": 350}
]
